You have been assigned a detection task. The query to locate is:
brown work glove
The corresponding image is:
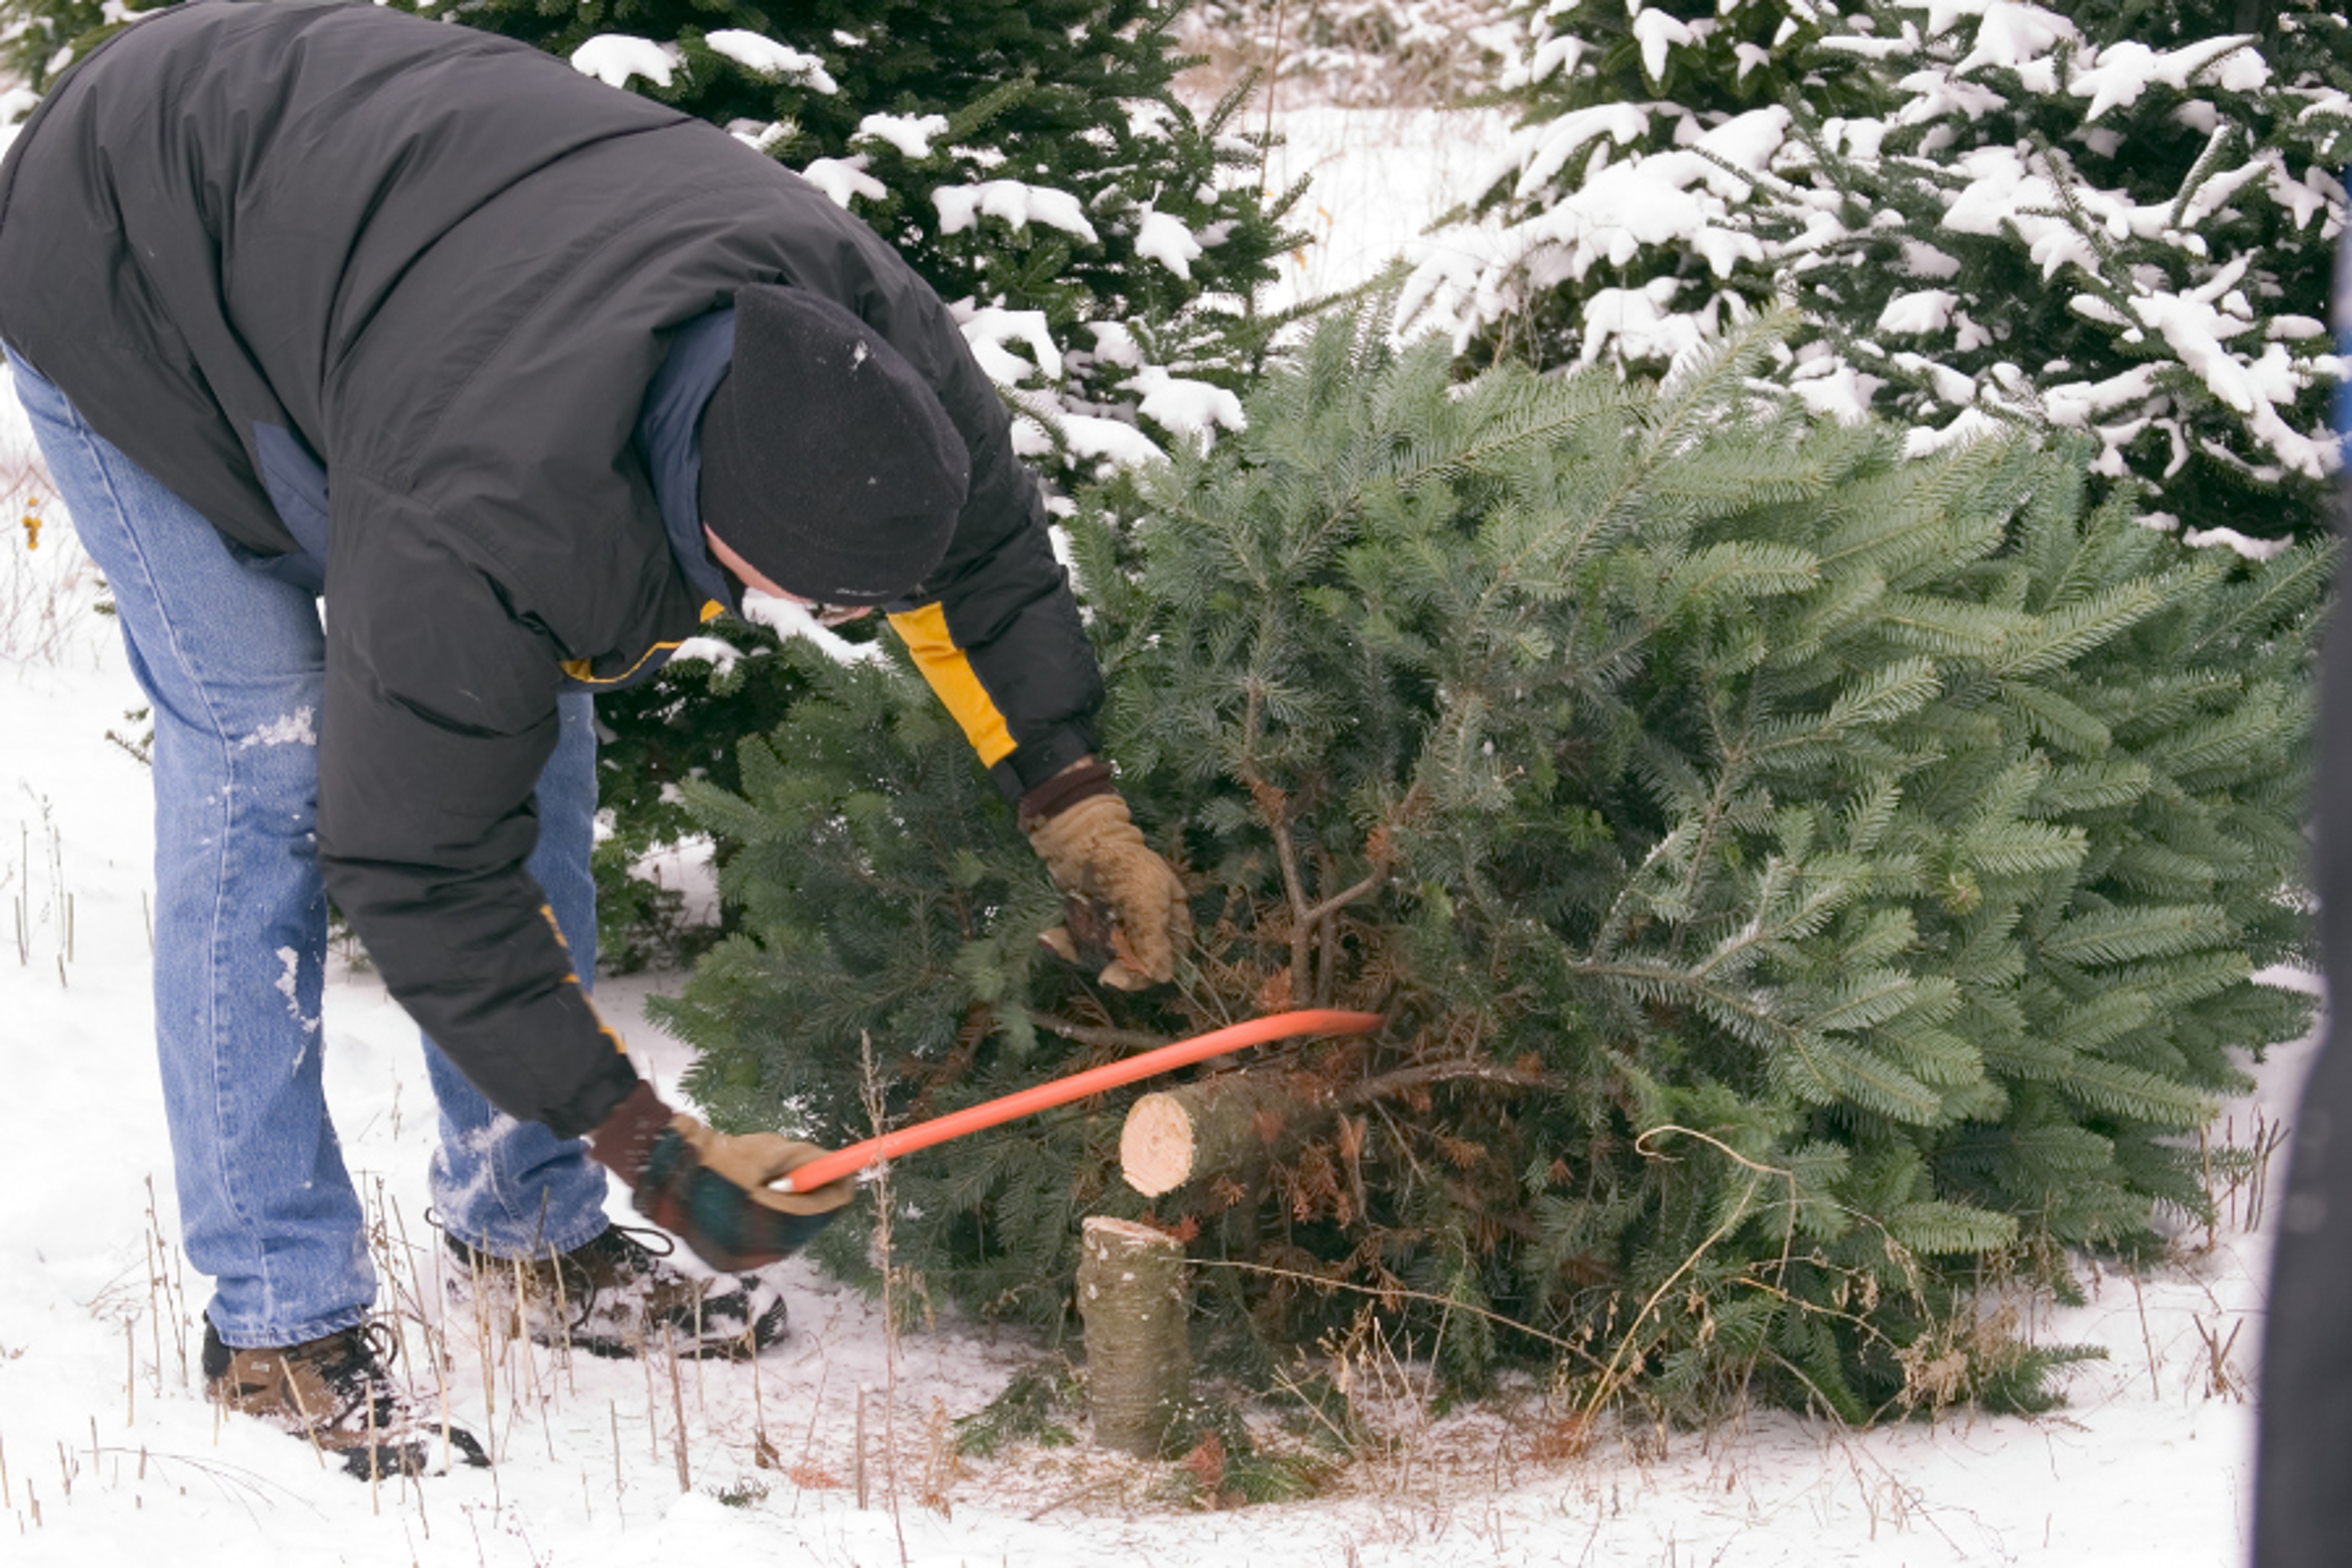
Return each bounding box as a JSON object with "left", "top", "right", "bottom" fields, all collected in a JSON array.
[
  {"left": 587, "top": 1082, "right": 855, "bottom": 1272},
  {"left": 1021, "top": 761, "right": 1189, "bottom": 990}
]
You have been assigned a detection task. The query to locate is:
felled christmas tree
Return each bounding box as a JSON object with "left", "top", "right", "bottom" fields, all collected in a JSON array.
[
  {"left": 1407, "top": 0, "right": 2352, "bottom": 545},
  {"left": 663, "top": 311, "right": 2323, "bottom": 1419}
]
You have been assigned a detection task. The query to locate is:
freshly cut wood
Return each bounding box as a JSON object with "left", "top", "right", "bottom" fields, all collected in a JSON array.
[
  {"left": 1120, "top": 1077, "right": 1311, "bottom": 1197},
  {"left": 1076, "top": 1216, "right": 1189, "bottom": 1457}
]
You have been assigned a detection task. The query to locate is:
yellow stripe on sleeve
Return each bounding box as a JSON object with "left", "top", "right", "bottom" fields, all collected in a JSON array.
[
  {"left": 562, "top": 637, "right": 688, "bottom": 687},
  {"left": 887, "top": 602, "right": 1019, "bottom": 766},
  {"left": 559, "top": 605, "right": 722, "bottom": 684},
  {"left": 542, "top": 903, "right": 628, "bottom": 1054}
]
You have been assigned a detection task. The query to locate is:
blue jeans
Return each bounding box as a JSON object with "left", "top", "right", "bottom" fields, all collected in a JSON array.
[{"left": 12, "top": 359, "right": 614, "bottom": 1348}]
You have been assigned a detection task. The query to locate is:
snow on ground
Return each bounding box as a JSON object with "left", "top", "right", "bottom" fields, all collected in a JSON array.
[{"left": 0, "top": 109, "right": 2309, "bottom": 1567}]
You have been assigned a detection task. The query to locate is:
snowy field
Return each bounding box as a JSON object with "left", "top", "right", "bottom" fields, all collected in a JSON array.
[{"left": 0, "top": 108, "right": 2310, "bottom": 1567}]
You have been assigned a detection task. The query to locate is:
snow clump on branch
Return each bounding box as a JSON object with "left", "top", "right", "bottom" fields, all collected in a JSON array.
[{"left": 1411, "top": 0, "right": 2351, "bottom": 539}]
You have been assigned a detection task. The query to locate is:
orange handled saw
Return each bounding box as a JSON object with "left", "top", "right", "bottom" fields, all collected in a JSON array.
[{"left": 776, "top": 1008, "right": 1383, "bottom": 1193}]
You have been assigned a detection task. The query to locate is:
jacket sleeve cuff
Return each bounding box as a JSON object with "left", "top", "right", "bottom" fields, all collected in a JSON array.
[
  {"left": 546, "top": 1052, "right": 649, "bottom": 1144},
  {"left": 989, "top": 722, "right": 1099, "bottom": 802},
  {"left": 1017, "top": 756, "right": 1115, "bottom": 830}
]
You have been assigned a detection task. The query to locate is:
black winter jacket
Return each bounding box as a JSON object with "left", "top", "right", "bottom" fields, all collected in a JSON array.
[{"left": 0, "top": 0, "right": 1102, "bottom": 1136}]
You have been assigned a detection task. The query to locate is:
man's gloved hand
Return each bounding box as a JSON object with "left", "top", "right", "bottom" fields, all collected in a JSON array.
[
  {"left": 1020, "top": 758, "right": 1189, "bottom": 990},
  {"left": 587, "top": 1083, "right": 854, "bottom": 1272}
]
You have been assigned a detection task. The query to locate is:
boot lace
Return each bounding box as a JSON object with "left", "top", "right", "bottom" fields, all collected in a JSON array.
[{"left": 296, "top": 1321, "right": 404, "bottom": 1436}]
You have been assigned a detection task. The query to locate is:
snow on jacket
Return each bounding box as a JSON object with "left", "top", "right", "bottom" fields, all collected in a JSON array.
[{"left": 0, "top": 0, "right": 1102, "bottom": 1137}]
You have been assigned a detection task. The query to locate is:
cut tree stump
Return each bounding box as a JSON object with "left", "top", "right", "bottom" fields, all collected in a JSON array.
[
  {"left": 1076, "top": 1216, "right": 1189, "bottom": 1457},
  {"left": 1120, "top": 1077, "right": 1316, "bottom": 1197}
]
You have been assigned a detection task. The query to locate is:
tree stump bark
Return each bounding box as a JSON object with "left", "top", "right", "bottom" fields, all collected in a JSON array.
[
  {"left": 1120, "top": 1077, "right": 1313, "bottom": 1197},
  {"left": 1075, "top": 1216, "right": 1189, "bottom": 1457}
]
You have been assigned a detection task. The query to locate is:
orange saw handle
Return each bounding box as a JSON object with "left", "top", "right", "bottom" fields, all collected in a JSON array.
[{"left": 776, "top": 1008, "right": 1382, "bottom": 1193}]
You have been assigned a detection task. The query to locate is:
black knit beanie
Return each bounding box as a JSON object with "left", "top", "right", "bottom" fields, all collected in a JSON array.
[{"left": 697, "top": 284, "right": 970, "bottom": 605}]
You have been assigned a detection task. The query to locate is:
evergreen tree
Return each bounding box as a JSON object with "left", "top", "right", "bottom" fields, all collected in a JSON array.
[
  {"left": 662, "top": 311, "right": 2323, "bottom": 1418},
  {"left": 1408, "top": 0, "right": 2352, "bottom": 545}
]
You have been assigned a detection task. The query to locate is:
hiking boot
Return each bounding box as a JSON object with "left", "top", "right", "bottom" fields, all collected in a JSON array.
[
  {"left": 440, "top": 1224, "right": 790, "bottom": 1360},
  {"left": 202, "top": 1319, "right": 489, "bottom": 1479}
]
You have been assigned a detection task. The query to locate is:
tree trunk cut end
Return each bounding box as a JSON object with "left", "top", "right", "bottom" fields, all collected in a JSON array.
[
  {"left": 1120, "top": 1093, "right": 1198, "bottom": 1197},
  {"left": 1118, "top": 1077, "right": 1308, "bottom": 1197}
]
